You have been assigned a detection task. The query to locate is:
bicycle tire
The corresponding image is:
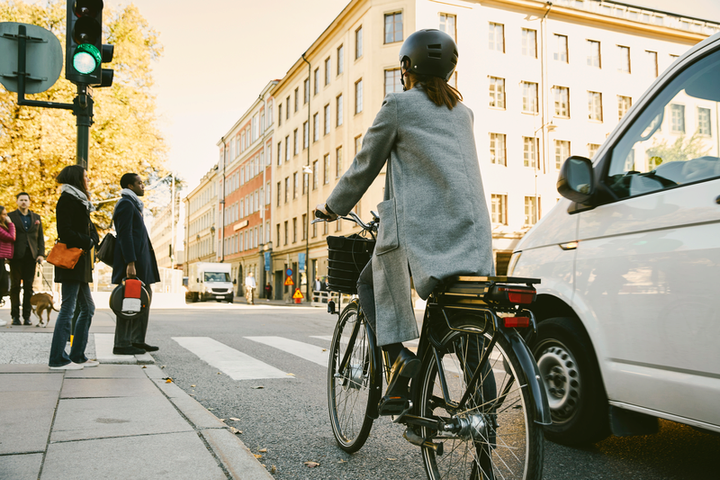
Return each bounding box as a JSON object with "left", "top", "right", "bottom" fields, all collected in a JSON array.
[
  {"left": 327, "top": 300, "right": 380, "bottom": 453},
  {"left": 417, "top": 316, "right": 544, "bottom": 480}
]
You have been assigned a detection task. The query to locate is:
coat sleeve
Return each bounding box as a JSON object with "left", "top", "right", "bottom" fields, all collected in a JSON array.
[
  {"left": 36, "top": 213, "right": 45, "bottom": 256},
  {"left": 114, "top": 200, "right": 137, "bottom": 264},
  {"left": 326, "top": 94, "right": 398, "bottom": 216},
  {"left": 0, "top": 222, "right": 15, "bottom": 242},
  {"left": 57, "top": 196, "right": 93, "bottom": 250}
]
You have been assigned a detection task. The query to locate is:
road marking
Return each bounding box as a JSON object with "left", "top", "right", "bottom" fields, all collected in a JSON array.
[
  {"left": 246, "top": 336, "right": 329, "bottom": 367},
  {"left": 172, "top": 337, "right": 290, "bottom": 381}
]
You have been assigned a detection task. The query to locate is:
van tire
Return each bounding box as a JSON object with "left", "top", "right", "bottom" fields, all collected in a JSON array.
[{"left": 531, "top": 316, "right": 610, "bottom": 446}]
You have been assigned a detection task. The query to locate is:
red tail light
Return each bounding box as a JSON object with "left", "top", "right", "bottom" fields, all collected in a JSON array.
[{"left": 504, "top": 317, "right": 530, "bottom": 328}]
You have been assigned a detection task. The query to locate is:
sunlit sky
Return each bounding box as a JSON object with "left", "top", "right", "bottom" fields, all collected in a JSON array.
[{"left": 110, "top": 0, "right": 720, "bottom": 193}]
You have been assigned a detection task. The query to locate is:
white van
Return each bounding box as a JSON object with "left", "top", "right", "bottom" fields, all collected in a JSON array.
[
  {"left": 187, "top": 262, "right": 235, "bottom": 303},
  {"left": 509, "top": 32, "right": 720, "bottom": 445}
]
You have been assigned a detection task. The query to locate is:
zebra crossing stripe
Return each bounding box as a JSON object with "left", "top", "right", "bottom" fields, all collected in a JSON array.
[
  {"left": 245, "top": 336, "right": 329, "bottom": 367},
  {"left": 172, "top": 337, "right": 290, "bottom": 381}
]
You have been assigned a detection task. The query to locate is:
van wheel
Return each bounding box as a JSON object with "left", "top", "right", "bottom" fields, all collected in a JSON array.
[{"left": 531, "top": 317, "right": 610, "bottom": 446}]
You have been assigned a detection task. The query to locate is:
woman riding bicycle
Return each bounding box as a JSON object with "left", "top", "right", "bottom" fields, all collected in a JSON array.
[{"left": 315, "top": 29, "right": 493, "bottom": 414}]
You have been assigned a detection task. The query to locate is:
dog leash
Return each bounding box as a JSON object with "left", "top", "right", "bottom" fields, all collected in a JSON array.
[{"left": 39, "top": 267, "right": 53, "bottom": 290}]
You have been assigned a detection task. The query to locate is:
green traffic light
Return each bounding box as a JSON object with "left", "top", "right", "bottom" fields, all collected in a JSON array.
[{"left": 73, "top": 43, "right": 101, "bottom": 74}]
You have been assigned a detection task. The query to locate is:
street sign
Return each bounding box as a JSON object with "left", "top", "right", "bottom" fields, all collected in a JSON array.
[
  {"left": 0, "top": 22, "right": 63, "bottom": 94},
  {"left": 298, "top": 253, "right": 306, "bottom": 272},
  {"left": 284, "top": 276, "right": 294, "bottom": 286},
  {"left": 286, "top": 268, "right": 293, "bottom": 277},
  {"left": 292, "top": 289, "right": 304, "bottom": 299}
]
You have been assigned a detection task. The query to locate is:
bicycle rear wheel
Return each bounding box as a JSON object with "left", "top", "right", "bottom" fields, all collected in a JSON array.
[
  {"left": 327, "top": 300, "right": 379, "bottom": 453},
  {"left": 418, "top": 317, "right": 543, "bottom": 480}
]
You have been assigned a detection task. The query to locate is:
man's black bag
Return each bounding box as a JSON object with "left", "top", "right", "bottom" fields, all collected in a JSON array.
[{"left": 96, "top": 232, "right": 116, "bottom": 266}]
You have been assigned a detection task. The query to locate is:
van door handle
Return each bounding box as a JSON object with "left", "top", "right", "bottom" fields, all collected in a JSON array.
[{"left": 716, "top": 195, "right": 720, "bottom": 204}]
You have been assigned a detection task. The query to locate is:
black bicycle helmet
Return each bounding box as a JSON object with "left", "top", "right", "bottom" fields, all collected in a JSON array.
[{"left": 398, "top": 29, "right": 458, "bottom": 82}]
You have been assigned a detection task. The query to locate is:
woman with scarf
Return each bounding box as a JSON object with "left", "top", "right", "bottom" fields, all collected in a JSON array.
[{"left": 49, "top": 165, "right": 100, "bottom": 370}]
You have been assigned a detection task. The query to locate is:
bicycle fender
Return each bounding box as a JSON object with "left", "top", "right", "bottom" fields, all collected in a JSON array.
[
  {"left": 504, "top": 330, "right": 552, "bottom": 426},
  {"left": 365, "top": 317, "right": 383, "bottom": 420}
]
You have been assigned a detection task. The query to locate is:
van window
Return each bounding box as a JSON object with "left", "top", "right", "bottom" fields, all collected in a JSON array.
[
  {"left": 205, "top": 272, "right": 230, "bottom": 282},
  {"left": 605, "top": 48, "right": 720, "bottom": 199}
]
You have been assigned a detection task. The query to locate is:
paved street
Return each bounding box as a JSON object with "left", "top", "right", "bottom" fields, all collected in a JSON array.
[{"left": 146, "top": 303, "right": 720, "bottom": 480}]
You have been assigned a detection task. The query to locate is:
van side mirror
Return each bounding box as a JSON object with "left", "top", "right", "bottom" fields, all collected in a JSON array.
[{"left": 558, "top": 156, "right": 595, "bottom": 204}]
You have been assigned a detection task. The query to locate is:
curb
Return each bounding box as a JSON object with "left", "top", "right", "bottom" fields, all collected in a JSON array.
[{"left": 143, "top": 365, "right": 274, "bottom": 479}]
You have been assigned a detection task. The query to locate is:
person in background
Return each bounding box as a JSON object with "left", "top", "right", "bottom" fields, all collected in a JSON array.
[
  {"left": 244, "top": 272, "right": 256, "bottom": 305},
  {"left": 314, "top": 276, "right": 322, "bottom": 293},
  {"left": 8, "top": 192, "right": 45, "bottom": 326},
  {"left": 264, "top": 281, "right": 272, "bottom": 301},
  {"left": 112, "top": 173, "right": 160, "bottom": 355},
  {"left": 0, "top": 206, "right": 16, "bottom": 326},
  {"left": 49, "top": 165, "right": 100, "bottom": 370}
]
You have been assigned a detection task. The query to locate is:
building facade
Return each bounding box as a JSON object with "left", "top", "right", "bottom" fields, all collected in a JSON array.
[
  {"left": 216, "top": 81, "right": 277, "bottom": 295},
  {"left": 183, "top": 167, "right": 219, "bottom": 274},
  {"left": 223, "top": 0, "right": 718, "bottom": 300},
  {"left": 150, "top": 197, "right": 182, "bottom": 269}
]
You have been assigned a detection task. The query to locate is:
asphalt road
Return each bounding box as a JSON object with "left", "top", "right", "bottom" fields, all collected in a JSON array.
[{"left": 146, "top": 304, "right": 720, "bottom": 480}]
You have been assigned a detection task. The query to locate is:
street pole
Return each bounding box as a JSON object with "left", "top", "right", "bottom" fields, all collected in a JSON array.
[
  {"left": 171, "top": 171, "right": 175, "bottom": 266},
  {"left": 302, "top": 54, "right": 311, "bottom": 302},
  {"left": 74, "top": 84, "right": 93, "bottom": 167}
]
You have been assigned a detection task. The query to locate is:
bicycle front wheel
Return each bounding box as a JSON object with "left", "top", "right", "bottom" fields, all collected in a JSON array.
[
  {"left": 418, "top": 317, "right": 544, "bottom": 480},
  {"left": 327, "top": 300, "right": 379, "bottom": 453}
]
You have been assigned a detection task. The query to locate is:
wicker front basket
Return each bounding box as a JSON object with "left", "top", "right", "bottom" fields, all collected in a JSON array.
[{"left": 326, "top": 234, "right": 375, "bottom": 294}]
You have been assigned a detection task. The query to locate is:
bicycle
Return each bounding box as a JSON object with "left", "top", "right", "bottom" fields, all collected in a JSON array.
[{"left": 319, "top": 211, "right": 550, "bottom": 480}]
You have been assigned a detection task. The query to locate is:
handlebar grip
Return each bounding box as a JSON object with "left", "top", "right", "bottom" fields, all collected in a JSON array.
[{"left": 314, "top": 209, "right": 332, "bottom": 220}]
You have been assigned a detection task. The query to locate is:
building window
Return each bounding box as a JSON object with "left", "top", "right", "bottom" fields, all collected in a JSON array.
[
  {"left": 670, "top": 104, "right": 685, "bottom": 133},
  {"left": 488, "top": 76, "right": 505, "bottom": 109},
  {"left": 278, "top": 104, "right": 282, "bottom": 126},
  {"left": 588, "top": 143, "right": 600, "bottom": 158},
  {"left": 698, "top": 107, "right": 712, "bottom": 136},
  {"left": 336, "top": 94, "right": 343, "bottom": 126},
  {"left": 355, "top": 26, "right": 363, "bottom": 59},
  {"left": 553, "top": 34, "right": 568, "bottom": 62},
  {"left": 490, "top": 194, "right": 507, "bottom": 225},
  {"left": 646, "top": 50, "right": 658, "bottom": 78},
  {"left": 587, "top": 40, "right": 601, "bottom": 68},
  {"left": 618, "top": 45, "right": 631, "bottom": 73},
  {"left": 618, "top": 95, "right": 632, "bottom": 120},
  {"left": 336, "top": 146, "right": 343, "bottom": 178},
  {"left": 303, "top": 78, "right": 309, "bottom": 104},
  {"left": 284, "top": 177, "right": 289, "bottom": 203},
  {"left": 313, "top": 113, "right": 319, "bottom": 142},
  {"left": 355, "top": 79, "right": 363, "bottom": 114},
  {"left": 337, "top": 44, "right": 344, "bottom": 75},
  {"left": 314, "top": 67, "right": 319, "bottom": 95},
  {"left": 324, "top": 57, "right": 331, "bottom": 85},
  {"left": 555, "top": 140, "right": 570, "bottom": 169},
  {"left": 521, "top": 28, "right": 537, "bottom": 58},
  {"left": 355, "top": 135, "right": 362, "bottom": 155},
  {"left": 303, "top": 171, "right": 308, "bottom": 195},
  {"left": 588, "top": 91, "right": 603, "bottom": 121},
  {"left": 303, "top": 121, "right": 309, "bottom": 149},
  {"left": 284, "top": 221, "right": 288, "bottom": 245},
  {"left": 293, "top": 129, "right": 298, "bottom": 155},
  {"left": 524, "top": 196, "right": 539, "bottom": 226},
  {"left": 384, "top": 68, "right": 402, "bottom": 95},
  {"left": 521, "top": 81, "right": 538, "bottom": 113},
  {"left": 439, "top": 14, "right": 456, "bottom": 42},
  {"left": 488, "top": 23, "right": 504, "bottom": 53},
  {"left": 523, "top": 137, "right": 539, "bottom": 168},
  {"left": 553, "top": 86, "right": 570, "bottom": 117},
  {"left": 293, "top": 172, "right": 298, "bottom": 199},
  {"left": 277, "top": 142, "right": 282, "bottom": 166},
  {"left": 323, "top": 154, "right": 330, "bottom": 184},
  {"left": 285, "top": 135, "right": 290, "bottom": 161},
  {"left": 489, "top": 133, "right": 506, "bottom": 166},
  {"left": 294, "top": 87, "right": 299, "bottom": 112},
  {"left": 384, "top": 12, "right": 403, "bottom": 44},
  {"left": 285, "top": 96, "right": 290, "bottom": 119},
  {"left": 312, "top": 160, "right": 318, "bottom": 189},
  {"left": 302, "top": 214, "right": 307, "bottom": 241},
  {"left": 324, "top": 104, "right": 330, "bottom": 135}
]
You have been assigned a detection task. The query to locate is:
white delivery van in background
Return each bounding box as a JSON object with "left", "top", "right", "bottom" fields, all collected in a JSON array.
[
  {"left": 510, "top": 32, "right": 720, "bottom": 446},
  {"left": 187, "top": 263, "right": 235, "bottom": 303}
]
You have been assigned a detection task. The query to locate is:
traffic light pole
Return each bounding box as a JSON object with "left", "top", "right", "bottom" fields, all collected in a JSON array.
[{"left": 13, "top": 24, "right": 94, "bottom": 168}]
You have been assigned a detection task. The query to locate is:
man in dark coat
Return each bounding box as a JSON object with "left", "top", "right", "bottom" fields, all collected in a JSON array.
[
  {"left": 111, "top": 173, "right": 160, "bottom": 355},
  {"left": 8, "top": 192, "right": 45, "bottom": 325}
]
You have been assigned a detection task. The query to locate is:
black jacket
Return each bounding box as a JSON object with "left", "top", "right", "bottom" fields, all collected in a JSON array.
[
  {"left": 111, "top": 196, "right": 160, "bottom": 285},
  {"left": 54, "top": 193, "right": 99, "bottom": 283},
  {"left": 8, "top": 209, "right": 45, "bottom": 259}
]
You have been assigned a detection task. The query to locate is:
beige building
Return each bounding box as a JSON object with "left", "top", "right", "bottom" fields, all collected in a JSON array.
[
  {"left": 183, "top": 166, "right": 219, "bottom": 274},
  {"left": 216, "top": 81, "right": 277, "bottom": 295},
  {"left": 230, "top": 0, "right": 719, "bottom": 299},
  {"left": 150, "top": 197, "right": 182, "bottom": 269}
]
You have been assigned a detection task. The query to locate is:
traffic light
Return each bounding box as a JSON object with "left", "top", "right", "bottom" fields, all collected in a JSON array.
[{"left": 65, "top": 0, "right": 113, "bottom": 87}]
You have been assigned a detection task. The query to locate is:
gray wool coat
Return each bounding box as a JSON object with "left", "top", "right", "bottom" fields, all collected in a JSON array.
[{"left": 326, "top": 86, "right": 494, "bottom": 346}]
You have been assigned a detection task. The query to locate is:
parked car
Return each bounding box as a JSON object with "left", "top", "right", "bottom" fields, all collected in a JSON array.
[{"left": 510, "top": 32, "right": 720, "bottom": 445}]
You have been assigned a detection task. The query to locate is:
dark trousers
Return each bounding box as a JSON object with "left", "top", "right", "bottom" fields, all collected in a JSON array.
[
  {"left": 114, "top": 289, "right": 152, "bottom": 348},
  {"left": 10, "top": 250, "right": 36, "bottom": 320}
]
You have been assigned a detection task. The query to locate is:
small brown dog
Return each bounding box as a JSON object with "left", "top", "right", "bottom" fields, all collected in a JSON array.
[{"left": 30, "top": 293, "right": 57, "bottom": 327}]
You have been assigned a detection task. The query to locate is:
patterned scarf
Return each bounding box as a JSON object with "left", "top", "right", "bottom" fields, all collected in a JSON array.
[{"left": 61, "top": 184, "right": 95, "bottom": 212}]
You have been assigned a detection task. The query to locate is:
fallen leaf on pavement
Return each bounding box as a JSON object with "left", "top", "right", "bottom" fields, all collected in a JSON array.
[
  {"left": 217, "top": 372, "right": 222, "bottom": 375},
  {"left": 165, "top": 378, "right": 172, "bottom": 383},
  {"left": 338, "top": 459, "right": 347, "bottom": 463},
  {"left": 259, "top": 448, "right": 267, "bottom": 453},
  {"left": 219, "top": 419, "right": 225, "bottom": 422},
  {"left": 387, "top": 458, "right": 397, "bottom": 461},
  {"left": 270, "top": 466, "right": 277, "bottom": 473},
  {"left": 229, "top": 417, "right": 240, "bottom": 421},
  {"left": 254, "top": 454, "right": 263, "bottom": 459},
  {"left": 322, "top": 348, "right": 327, "bottom": 352},
  {"left": 191, "top": 385, "right": 196, "bottom": 387},
  {"left": 251, "top": 386, "right": 264, "bottom": 389},
  {"left": 161, "top": 365, "right": 165, "bottom": 368},
  {"left": 304, "top": 461, "right": 320, "bottom": 468},
  {"left": 141, "top": 365, "right": 147, "bottom": 369},
  {"left": 287, "top": 373, "right": 295, "bottom": 376},
  {"left": 229, "top": 427, "right": 242, "bottom": 434}
]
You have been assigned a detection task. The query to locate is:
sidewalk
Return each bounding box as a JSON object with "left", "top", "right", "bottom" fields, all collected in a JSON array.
[{"left": 0, "top": 312, "right": 273, "bottom": 480}]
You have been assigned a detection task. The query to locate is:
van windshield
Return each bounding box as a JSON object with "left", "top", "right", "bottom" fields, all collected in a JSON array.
[{"left": 205, "top": 272, "right": 230, "bottom": 282}]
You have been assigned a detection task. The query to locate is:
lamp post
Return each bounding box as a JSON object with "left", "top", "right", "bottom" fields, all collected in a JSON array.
[{"left": 301, "top": 53, "right": 311, "bottom": 302}]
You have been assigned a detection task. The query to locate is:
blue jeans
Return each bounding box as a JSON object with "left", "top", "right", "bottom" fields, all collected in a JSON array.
[{"left": 49, "top": 282, "right": 95, "bottom": 367}]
